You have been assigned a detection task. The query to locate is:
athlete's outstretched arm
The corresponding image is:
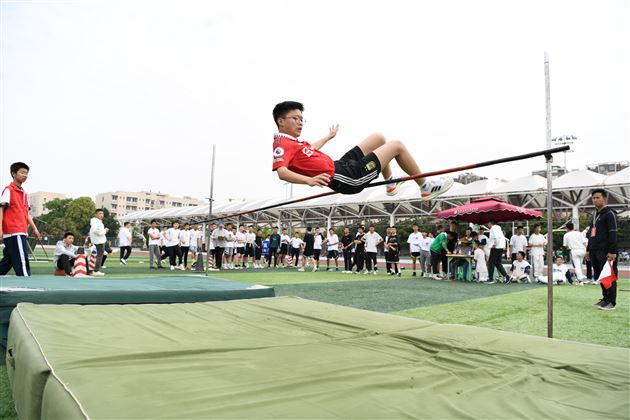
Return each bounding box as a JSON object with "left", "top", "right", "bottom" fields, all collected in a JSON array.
[
  {"left": 276, "top": 166, "right": 330, "bottom": 187},
  {"left": 311, "top": 124, "right": 339, "bottom": 150}
]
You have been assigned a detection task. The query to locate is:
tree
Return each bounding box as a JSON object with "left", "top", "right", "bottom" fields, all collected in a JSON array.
[
  {"left": 101, "top": 207, "right": 120, "bottom": 239},
  {"left": 38, "top": 198, "right": 75, "bottom": 237},
  {"left": 66, "top": 197, "right": 96, "bottom": 236}
]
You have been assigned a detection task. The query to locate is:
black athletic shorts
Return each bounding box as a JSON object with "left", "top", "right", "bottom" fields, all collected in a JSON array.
[
  {"left": 303, "top": 247, "right": 313, "bottom": 257},
  {"left": 411, "top": 252, "right": 420, "bottom": 258},
  {"left": 327, "top": 250, "right": 339, "bottom": 259},
  {"left": 245, "top": 244, "right": 255, "bottom": 257},
  {"left": 329, "top": 146, "right": 382, "bottom": 194},
  {"left": 236, "top": 247, "right": 245, "bottom": 255},
  {"left": 280, "top": 244, "right": 289, "bottom": 255},
  {"left": 313, "top": 249, "right": 321, "bottom": 261}
]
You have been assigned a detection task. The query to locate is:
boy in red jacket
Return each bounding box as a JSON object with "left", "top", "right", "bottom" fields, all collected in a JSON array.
[{"left": 0, "top": 162, "right": 41, "bottom": 276}]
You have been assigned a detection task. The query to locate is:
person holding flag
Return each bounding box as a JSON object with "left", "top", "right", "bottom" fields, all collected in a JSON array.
[{"left": 586, "top": 189, "right": 618, "bottom": 311}]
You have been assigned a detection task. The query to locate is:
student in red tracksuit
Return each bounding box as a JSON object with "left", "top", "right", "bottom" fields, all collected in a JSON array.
[
  {"left": 271, "top": 101, "right": 454, "bottom": 199},
  {"left": 0, "top": 162, "right": 41, "bottom": 276}
]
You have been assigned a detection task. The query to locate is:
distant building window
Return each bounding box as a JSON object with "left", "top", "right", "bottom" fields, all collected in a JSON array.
[
  {"left": 112, "top": 195, "right": 118, "bottom": 201},
  {"left": 112, "top": 204, "right": 117, "bottom": 209},
  {"left": 159, "top": 201, "right": 165, "bottom": 205}
]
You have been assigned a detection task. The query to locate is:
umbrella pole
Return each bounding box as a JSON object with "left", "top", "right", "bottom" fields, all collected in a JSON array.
[{"left": 544, "top": 52, "right": 554, "bottom": 338}]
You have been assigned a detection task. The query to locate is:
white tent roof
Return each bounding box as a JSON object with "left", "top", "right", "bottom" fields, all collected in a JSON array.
[
  {"left": 552, "top": 170, "right": 606, "bottom": 189},
  {"left": 450, "top": 178, "right": 506, "bottom": 197},
  {"left": 604, "top": 167, "right": 629, "bottom": 185},
  {"left": 120, "top": 169, "right": 629, "bottom": 223},
  {"left": 492, "top": 175, "right": 547, "bottom": 194}
]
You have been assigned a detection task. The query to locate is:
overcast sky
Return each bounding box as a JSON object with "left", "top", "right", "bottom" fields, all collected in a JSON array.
[{"left": 1, "top": 0, "right": 628, "bottom": 205}]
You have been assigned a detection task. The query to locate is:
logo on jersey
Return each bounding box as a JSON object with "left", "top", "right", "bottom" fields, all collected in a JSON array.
[
  {"left": 273, "top": 147, "right": 284, "bottom": 157},
  {"left": 301, "top": 146, "right": 314, "bottom": 157},
  {"left": 365, "top": 160, "right": 377, "bottom": 171}
]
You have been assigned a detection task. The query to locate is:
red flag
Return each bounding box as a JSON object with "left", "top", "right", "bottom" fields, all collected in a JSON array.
[{"left": 598, "top": 260, "right": 617, "bottom": 289}]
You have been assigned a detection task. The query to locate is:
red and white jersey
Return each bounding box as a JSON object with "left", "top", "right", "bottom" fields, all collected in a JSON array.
[
  {"left": 272, "top": 133, "right": 335, "bottom": 179},
  {"left": 1, "top": 182, "right": 30, "bottom": 237}
]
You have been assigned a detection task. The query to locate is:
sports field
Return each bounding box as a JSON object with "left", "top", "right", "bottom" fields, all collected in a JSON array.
[{"left": 1, "top": 254, "right": 628, "bottom": 419}]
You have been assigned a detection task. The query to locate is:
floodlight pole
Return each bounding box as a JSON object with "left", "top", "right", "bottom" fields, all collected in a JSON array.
[
  {"left": 544, "top": 52, "right": 554, "bottom": 338},
  {"left": 205, "top": 144, "right": 216, "bottom": 277}
]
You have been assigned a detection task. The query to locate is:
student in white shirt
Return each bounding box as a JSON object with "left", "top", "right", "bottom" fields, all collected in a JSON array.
[
  {"left": 89, "top": 209, "right": 108, "bottom": 276},
  {"left": 486, "top": 220, "right": 509, "bottom": 283},
  {"left": 210, "top": 223, "right": 229, "bottom": 270},
  {"left": 179, "top": 223, "right": 192, "bottom": 269},
  {"left": 538, "top": 256, "right": 574, "bottom": 285},
  {"left": 364, "top": 225, "right": 383, "bottom": 274},
  {"left": 147, "top": 219, "right": 163, "bottom": 269},
  {"left": 477, "top": 230, "right": 490, "bottom": 261},
  {"left": 419, "top": 231, "right": 432, "bottom": 275},
  {"left": 322, "top": 228, "right": 340, "bottom": 271},
  {"left": 189, "top": 223, "right": 201, "bottom": 267},
  {"left": 118, "top": 222, "right": 132, "bottom": 265},
  {"left": 223, "top": 223, "right": 236, "bottom": 269},
  {"left": 407, "top": 224, "right": 423, "bottom": 277},
  {"left": 473, "top": 241, "right": 488, "bottom": 282},
  {"left": 290, "top": 231, "right": 304, "bottom": 269},
  {"left": 234, "top": 225, "right": 247, "bottom": 269},
  {"left": 279, "top": 228, "right": 291, "bottom": 268},
  {"left": 508, "top": 251, "right": 532, "bottom": 283},
  {"left": 312, "top": 227, "right": 324, "bottom": 272},
  {"left": 245, "top": 226, "right": 257, "bottom": 268},
  {"left": 563, "top": 222, "right": 587, "bottom": 282},
  {"left": 164, "top": 221, "right": 182, "bottom": 270},
  {"left": 159, "top": 226, "right": 168, "bottom": 262},
  {"left": 509, "top": 226, "right": 528, "bottom": 262},
  {"left": 528, "top": 224, "right": 547, "bottom": 279}
]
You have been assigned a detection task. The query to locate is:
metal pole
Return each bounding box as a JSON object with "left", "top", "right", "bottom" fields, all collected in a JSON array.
[
  {"left": 544, "top": 52, "right": 554, "bottom": 338},
  {"left": 205, "top": 144, "right": 216, "bottom": 277}
]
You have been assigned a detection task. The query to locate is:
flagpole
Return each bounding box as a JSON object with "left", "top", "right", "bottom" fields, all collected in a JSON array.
[{"left": 544, "top": 52, "right": 554, "bottom": 338}]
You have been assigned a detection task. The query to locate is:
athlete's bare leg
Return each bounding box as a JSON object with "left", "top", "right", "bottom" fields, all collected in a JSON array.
[
  {"left": 356, "top": 133, "right": 425, "bottom": 186},
  {"left": 372, "top": 140, "right": 425, "bottom": 186}
]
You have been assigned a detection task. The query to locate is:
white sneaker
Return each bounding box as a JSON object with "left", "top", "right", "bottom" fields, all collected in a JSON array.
[
  {"left": 120, "top": 259, "right": 127, "bottom": 265},
  {"left": 101, "top": 266, "right": 107, "bottom": 269},
  {"left": 298, "top": 267, "right": 305, "bottom": 272},
  {"left": 385, "top": 175, "right": 403, "bottom": 196},
  {"left": 170, "top": 266, "right": 175, "bottom": 271},
  {"left": 420, "top": 177, "right": 454, "bottom": 201},
  {"left": 312, "top": 267, "right": 318, "bottom": 272},
  {"left": 92, "top": 271, "right": 105, "bottom": 276}
]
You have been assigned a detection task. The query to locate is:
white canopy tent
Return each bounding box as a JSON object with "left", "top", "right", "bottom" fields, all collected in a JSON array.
[{"left": 121, "top": 169, "right": 629, "bottom": 231}]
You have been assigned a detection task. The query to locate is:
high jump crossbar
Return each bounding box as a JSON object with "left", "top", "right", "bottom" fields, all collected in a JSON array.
[{"left": 201, "top": 145, "right": 570, "bottom": 223}]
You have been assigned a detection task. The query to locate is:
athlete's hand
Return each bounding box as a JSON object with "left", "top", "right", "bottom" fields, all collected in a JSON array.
[
  {"left": 327, "top": 124, "right": 339, "bottom": 140},
  {"left": 307, "top": 173, "right": 331, "bottom": 187},
  {"left": 33, "top": 229, "right": 41, "bottom": 241}
]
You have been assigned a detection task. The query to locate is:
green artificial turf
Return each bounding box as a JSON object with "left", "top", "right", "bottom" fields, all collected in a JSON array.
[{"left": 395, "top": 279, "right": 630, "bottom": 348}]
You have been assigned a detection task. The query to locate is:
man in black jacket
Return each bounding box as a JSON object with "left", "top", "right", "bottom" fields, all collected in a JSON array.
[{"left": 586, "top": 189, "right": 618, "bottom": 311}]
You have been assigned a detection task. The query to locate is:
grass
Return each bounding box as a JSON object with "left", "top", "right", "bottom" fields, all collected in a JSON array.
[{"left": 2, "top": 254, "right": 628, "bottom": 418}]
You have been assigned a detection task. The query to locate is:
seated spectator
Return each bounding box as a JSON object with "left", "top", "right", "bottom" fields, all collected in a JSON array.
[
  {"left": 54, "top": 232, "right": 79, "bottom": 276},
  {"left": 473, "top": 241, "right": 488, "bottom": 282},
  {"left": 508, "top": 251, "right": 532, "bottom": 284},
  {"left": 538, "top": 256, "right": 576, "bottom": 285}
]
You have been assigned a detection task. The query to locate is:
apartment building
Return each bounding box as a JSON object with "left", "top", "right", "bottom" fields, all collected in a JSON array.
[
  {"left": 29, "top": 192, "right": 67, "bottom": 217},
  {"left": 95, "top": 191, "right": 205, "bottom": 219}
]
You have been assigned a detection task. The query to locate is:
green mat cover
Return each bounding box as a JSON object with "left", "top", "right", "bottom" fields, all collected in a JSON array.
[
  {"left": 6, "top": 297, "right": 630, "bottom": 419},
  {"left": 0, "top": 276, "right": 274, "bottom": 348}
]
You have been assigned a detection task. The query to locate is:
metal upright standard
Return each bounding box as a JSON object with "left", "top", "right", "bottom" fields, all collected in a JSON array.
[
  {"left": 205, "top": 144, "right": 216, "bottom": 277},
  {"left": 544, "top": 52, "right": 554, "bottom": 338}
]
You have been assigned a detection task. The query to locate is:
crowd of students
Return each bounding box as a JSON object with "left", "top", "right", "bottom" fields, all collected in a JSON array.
[
  {"left": 47, "top": 212, "right": 602, "bottom": 287},
  {"left": 200, "top": 219, "right": 606, "bottom": 289}
]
